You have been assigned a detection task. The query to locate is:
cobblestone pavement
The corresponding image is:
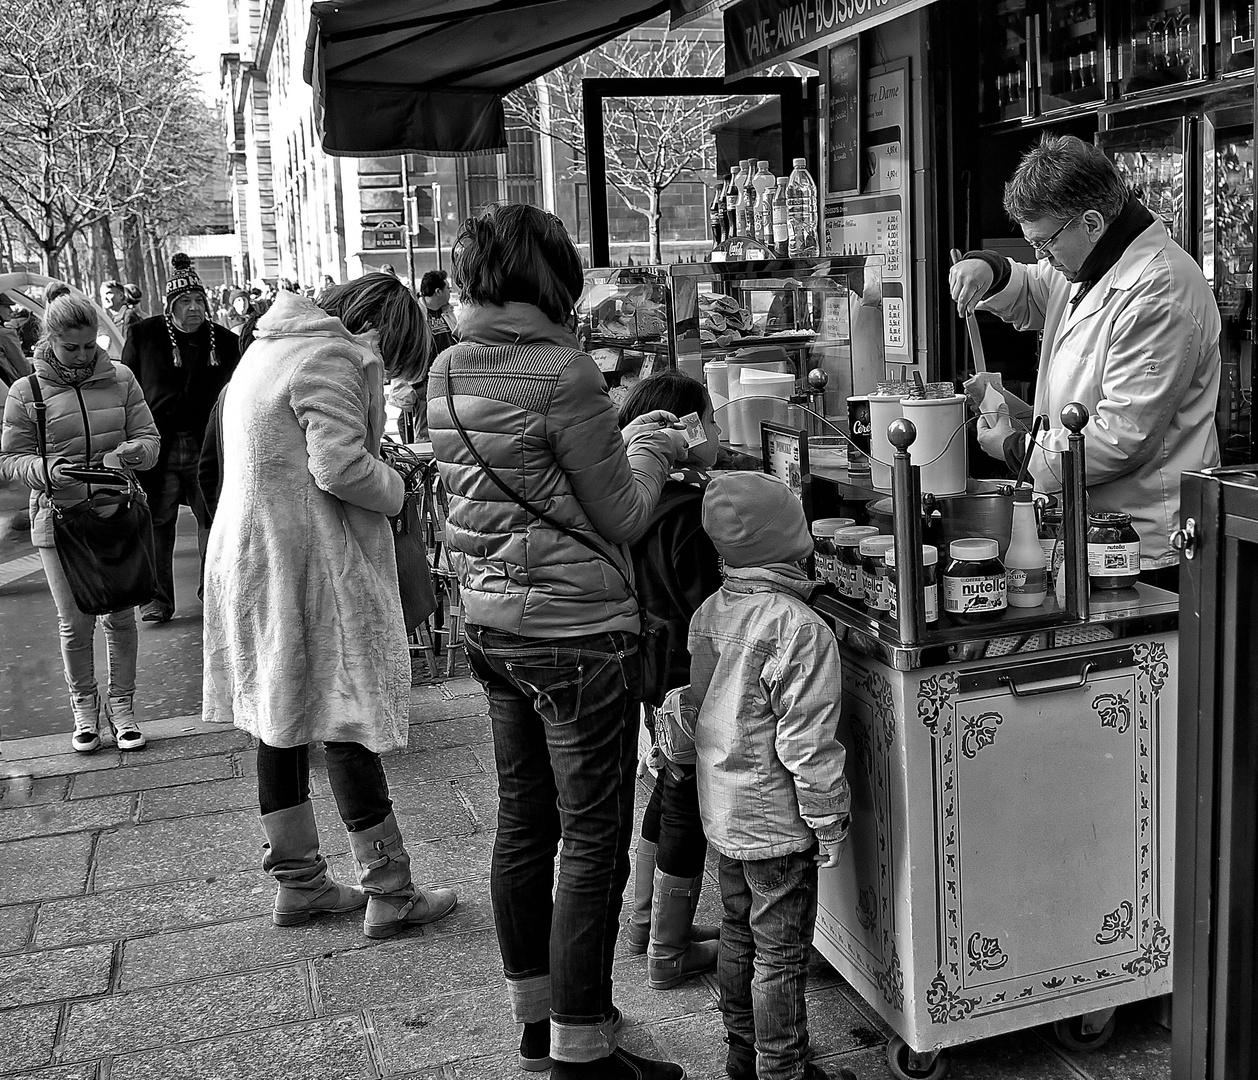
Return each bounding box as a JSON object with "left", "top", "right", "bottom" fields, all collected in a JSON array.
[{"left": 0, "top": 679, "right": 1172, "bottom": 1079}]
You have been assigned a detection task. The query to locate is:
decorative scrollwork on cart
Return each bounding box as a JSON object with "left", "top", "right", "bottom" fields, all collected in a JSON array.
[
  {"left": 1095, "top": 900, "right": 1134, "bottom": 945},
  {"left": 966, "top": 932, "right": 1009, "bottom": 974},
  {"left": 926, "top": 969, "right": 979, "bottom": 1024},
  {"left": 857, "top": 886, "right": 877, "bottom": 933},
  {"left": 960, "top": 711, "right": 1003, "bottom": 758},
  {"left": 860, "top": 669, "right": 896, "bottom": 748},
  {"left": 1121, "top": 919, "right": 1171, "bottom": 976},
  {"left": 878, "top": 940, "right": 904, "bottom": 1012},
  {"left": 1133, "top": 641, "right": 1169, "bottom": 700},
  {"left": 1092, "top": 691, "right": 1132, "bottom": 735},
  {"left": 917, "top": 670, "right": 957, "bottom": 736}
]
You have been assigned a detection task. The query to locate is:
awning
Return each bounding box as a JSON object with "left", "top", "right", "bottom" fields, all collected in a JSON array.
[
  {"left": 304, "top": 0, "right": 670, "bottom": 158},
  {"left": 669, "top": 0, "right": 737, "bottom": 26}
]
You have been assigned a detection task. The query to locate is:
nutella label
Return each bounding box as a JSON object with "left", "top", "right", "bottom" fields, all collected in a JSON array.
[
  {"left": 865, "top": 572, "right": 890, "bottom": 611},
  {"left": 1087, "top": 542, "right": 1140, "bottom": 576},
  {"left": 837, "top": 563, "right": 863, "bottom": 598},
  {"left": 943, "top": 573, "right": 1007, "bottom": 613}
]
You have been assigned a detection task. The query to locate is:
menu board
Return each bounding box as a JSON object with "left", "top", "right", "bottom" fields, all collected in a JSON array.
[
  {"left": 828, "top": 38, "right": 861, "bottom": 197},
  {"left": 824, "top": 59, "right": 914, "bottom": 370}
]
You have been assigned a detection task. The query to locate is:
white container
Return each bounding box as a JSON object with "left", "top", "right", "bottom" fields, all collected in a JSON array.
[
  {"left": 899, "top": 394, "right": 968, "bottom": 497},
  {"left": 726, "top": 369, "right": 796, "bottom": 445},
  {"left": 867, "top": 392, "right": 904, "bottom": 492},
  {"left": 704, "top": 360, "right": 730, "bottom": 413}
]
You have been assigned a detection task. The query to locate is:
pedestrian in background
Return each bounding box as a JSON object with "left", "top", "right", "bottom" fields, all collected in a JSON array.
[
  {"left": 122, "top": 253, "right": 240, "bottom": 623},
  {"left": 0, "top": 291, "right": 160, "bottom": 753},
  {"left": 688, "top": 472, "right": 853, "bottom": 1080},
  {"left": 202, "top": 273, "right": 456, "bottom": 939},
  {"left": 427, "top": 204, "right": 688, "bottom": 1080}
]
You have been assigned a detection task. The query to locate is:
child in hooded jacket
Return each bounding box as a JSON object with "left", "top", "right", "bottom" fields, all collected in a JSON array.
[{"left": 688, "top": 472, "right": 854, "bottom": 1080}]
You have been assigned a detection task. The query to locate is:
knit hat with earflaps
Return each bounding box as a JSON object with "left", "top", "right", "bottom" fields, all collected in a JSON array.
[
  {"left": 701, "top": 472, "right": 813, "bottom": 569},
  {"left": 163, "top": 253, "right": 217, "bottom": 369}
]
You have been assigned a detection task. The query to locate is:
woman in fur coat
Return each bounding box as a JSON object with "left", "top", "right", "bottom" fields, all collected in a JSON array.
[{"left": 202, "top": 274, "right": 457, "bottom": 939}]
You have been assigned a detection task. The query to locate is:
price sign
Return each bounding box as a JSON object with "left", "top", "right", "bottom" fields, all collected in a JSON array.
[{"left": 828, "top": 39, "right": 861, "bottom": 197}]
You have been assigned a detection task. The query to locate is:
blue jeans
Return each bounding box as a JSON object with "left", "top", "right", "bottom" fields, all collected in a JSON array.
[
  {"left": 148, "top": 433, "right": 208, "bottom": 611},
  {"left": 718, "top": 849, "right": 819, "bottom": 1080},
  {"left": 464, "top": 623, "right": 641, "bottom": 1064},
  {"left": 40, "top": 547, "right": 137, "bottom": 698}
]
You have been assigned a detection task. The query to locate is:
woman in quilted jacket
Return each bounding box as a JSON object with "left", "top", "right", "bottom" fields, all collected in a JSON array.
[
  {"left": 0, "top": 292, "right": 160, "bottom": 753},
  {"left": 427, "top": 205, "right": 688, "bottom": 1080}
]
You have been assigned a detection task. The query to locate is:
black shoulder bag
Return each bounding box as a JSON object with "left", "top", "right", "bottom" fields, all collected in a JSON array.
[
  {"left": 445, "top": 370, "right": 679, "bottom": 702},
  {"left": 29, "top": 374, "right": 158, "bottom": 615}
]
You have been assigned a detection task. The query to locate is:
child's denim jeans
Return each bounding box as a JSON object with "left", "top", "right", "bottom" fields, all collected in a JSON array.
[{"left": 717, "top": 848, "right": 819, "bottom": 1080}]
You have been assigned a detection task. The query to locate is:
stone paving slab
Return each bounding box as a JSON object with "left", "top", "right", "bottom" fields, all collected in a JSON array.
[
  {"left": 403, "top": 715, "right": 492, "bottom": 754},
  {"left": 0, "top": 774, "right": 68, "bottom": 808},
  {"left": 382, "top": 747, "right": 485, "bottom": 785},
  {"left": 1, "top": 753, "right": 119, "bottom": 782},
  {"left": 310, "top": 780, "right": 478, "bottom": 850},
  {"left": 406, "top": 697, "right": 491, "bottom": 727},
  {"left": 114, "top": 729, "right": 252, "bottom": 766},
  {"left": 0, "top": 793, "right": 134, "bottom": 843},
  {"left": 609, "top": 955, "right": 719, "bottom": 1025},
  {"left": 406, "top": 832, "right": 498, "bottom": 887},
  {"left": 0, "top": 941, "right": 113, "bottom": 1009},
  {"left": 0, "top": 903, "right": 35, "bottom": 953},
  {"left": 33, "top": 869, "right": 273, "bottom": 949},
  {"left": 68, "top": 755, "right": 234, "bottom": 800},
  {"left": 314, "top": 927, "right": 502, "bottom": 1012},
  {"left": 107, "top": 1014, "right": 374, "bottom": 1080},
  {"left": 1052, "top": 1005, "right": 1171, "bottom": 1080},
  {"left": 136, "top": 776, "right": 259, "bottom": 822},
  {"left": 447, "top": 776, "right": 498, "bottom": 830},
  {"left": 61, "top": 964, "right": 311, "bottom": 1060},
  {"left": 369, "top": 986, "right": 516, "bottom": 1073},
  {"left": 423, "top": 875, "right": 494, "bottom": 936},
  {"left": 5, "top": 1065, "right": 98, "bottom": 1080},
  {"left": 0, "top": 833, "right": 93, "bottom": 905},
  {"left": 0, "top": 1002, "right": 61, "bottom": 1072},
  {"left": 118, "top": 913, "right": 369, "bottom": 991},
  {"left": 90, "top": 809, "right": 261, "bottom": 890}
]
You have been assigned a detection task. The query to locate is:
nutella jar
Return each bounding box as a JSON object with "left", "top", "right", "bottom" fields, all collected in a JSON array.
[
  {"left": 884, "top": 543, "right": 939, "bottom": 624},
  {"left": 811, "top": 517, "right": 855, "bottom": 584},
  {"left": 943, "top": 538, "right": 1007, "bottom": 623},
  {"left": 860, "top": 535, "right": 896, "bottom": 616},
  {"left": 1087, "top": 512, "right": 1141, "bottom": 589},
  {"left": 1038, "top": 507, "right": 1064, "bottom": 591},
  {"left": 834, "top": 526, "right": 880, "bottom": 600}
]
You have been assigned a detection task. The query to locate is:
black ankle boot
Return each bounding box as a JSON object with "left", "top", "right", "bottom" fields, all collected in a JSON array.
[
  {"left": 551, "top": 1047, "right": 684, "bottom": 1079},
  {"left": 726, "top": 1033, "right": 756, "bottom": 1080},
  {"left": 519, "top": 1019, "right": 550, "bottom": 1072}
]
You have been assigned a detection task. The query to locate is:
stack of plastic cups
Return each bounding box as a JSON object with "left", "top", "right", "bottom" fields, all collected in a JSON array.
[{"left": 704, "top": 360, "right": 730, "bottom": 415}]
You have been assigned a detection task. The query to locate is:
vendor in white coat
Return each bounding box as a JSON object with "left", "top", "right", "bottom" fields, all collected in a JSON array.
[{"left": 950, "top": 134, "right": 1221, "bottom": 588}]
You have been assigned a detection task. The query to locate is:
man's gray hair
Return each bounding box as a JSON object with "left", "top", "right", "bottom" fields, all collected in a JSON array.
[{"left": 1003, "top": 134, "right": 1129, "bottom": 225}]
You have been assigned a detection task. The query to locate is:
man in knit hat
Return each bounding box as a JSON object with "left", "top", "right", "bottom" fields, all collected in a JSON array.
[
  {"left": 686, "top": 471, "right": 853, "bottom": 1080},
  {"left": 122, "top": 253, "right": 240, "bottom": 623}
]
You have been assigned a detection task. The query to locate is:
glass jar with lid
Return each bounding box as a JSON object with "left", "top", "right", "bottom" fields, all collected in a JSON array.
[
  {"left": 884, "top": 543, "right": 940, "bottom": 625},
  {"left": 834, "top": 525, "right": 880, "bottom": 600},
  {"left": 942, "top": 538, "right": 1007, "bottom": 623},
  {"left": 810, "top": 517, "right": 855, "bottom": 584},
  {"left": 860, "top": 535, "right": 896, "bottom": 616},
  {"left": 1087, "top": 512, "right": 1141, "bottom": 589}
]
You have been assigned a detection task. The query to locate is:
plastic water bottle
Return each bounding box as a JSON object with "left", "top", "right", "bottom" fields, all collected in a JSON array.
[
  {"left": 752, "top": 161, "right": 776, "bottom": 246},
  {"left": 772, "top": 177, "right": 789, "bottom": 257},
  {"left": 785, "top": 157, "right": 819, "bottom": 257}
]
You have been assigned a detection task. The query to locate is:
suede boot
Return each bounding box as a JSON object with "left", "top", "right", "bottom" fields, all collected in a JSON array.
[
  {"left": 725, "top": 1033, "right": 756, "bottom": 1080},
  {"left": 261, "top": 801, "right": 366, "bottom": 926},
  {"left": 70, "top": 690, "right": 101, "bottom": 754},
  {"left": 349, "top": 811, "right": 457, "bottom": 938},
  {"left": 551, "top": 1047, "right": 684, "bottom": 1080},
  {"left": 626, "top": 838, "right": 657, "bottom": 953},
  {"left": 648, "top": 870, "right": 719, "bottom": 989}
]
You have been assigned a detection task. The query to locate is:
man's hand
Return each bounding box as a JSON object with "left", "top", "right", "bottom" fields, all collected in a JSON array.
[
  {"left": 815, "top": 839, "right": 846, "bottom": 869},
  {"left": 961, "top": 372, "right": 1004, "bottom": 413},
  {"left": 976, "top": 400, "right": 1015, "bottom": 461},
  {"left": 949, "top": 259, "right": 995, "bottom": 319}
]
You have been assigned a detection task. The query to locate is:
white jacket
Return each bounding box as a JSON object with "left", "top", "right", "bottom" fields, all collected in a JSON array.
[{"left": 981, "top": 219, "right": 1221, "bottom": 568}]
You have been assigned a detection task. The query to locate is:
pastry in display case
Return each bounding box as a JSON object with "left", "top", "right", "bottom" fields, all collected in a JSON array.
[{"left": 575, "top": 267, "right": 674, "bottom": 408}]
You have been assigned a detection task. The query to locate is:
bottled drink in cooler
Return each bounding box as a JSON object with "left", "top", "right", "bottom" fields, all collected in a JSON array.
[
  {"left": 725, "top": 166, "right": 741, "bottom": 238},
  {"left": 752, "top": 160, "right": 776, "bottom": 246},
  {"left": 786, "top": 158, "right": 819, "bottom": 257},
  {"left": 772, "top": 176, "right": 790, "bottom": 257},
  {"left": 709, "top": 179, "right": 728, "bottom": 245},
  {"left": 736, "top": 160, "right": 754, "bottom": 236},
  {"left": 760, "top": 183, "right": 776, "bottom": 249}
]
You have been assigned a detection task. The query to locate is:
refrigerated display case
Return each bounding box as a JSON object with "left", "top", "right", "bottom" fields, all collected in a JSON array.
[
  {"left": 979, "top": 1, "right": 1036, "bottom": 123},
  {"left": 1216, "top": 0, "right": 1256, "bottom": 73},
  {"left": 1039, "top": 0, "right": 1106, "bottom": 112},
  {"left": 1113, "top": 0, "right": 1205, "bottom": 95},
  {"left": 1097, "top": 118, "right": 1190, "bottom": 245}
]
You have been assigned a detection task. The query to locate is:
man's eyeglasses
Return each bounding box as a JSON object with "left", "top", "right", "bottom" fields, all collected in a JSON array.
[{"left": 1027, "top": 216, "right": 1077, "bottom": 259}]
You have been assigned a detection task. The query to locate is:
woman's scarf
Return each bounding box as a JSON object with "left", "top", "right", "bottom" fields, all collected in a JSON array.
[{"left": 35, "top": 340, "right": 99, "bottom": 388}]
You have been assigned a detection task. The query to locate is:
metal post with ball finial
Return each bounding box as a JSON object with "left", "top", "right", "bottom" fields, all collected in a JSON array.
[
  {"left": 889, "top": 417, "right": 925, "bottom": 644},
  {"left": 1060, "top": 402, "right": 1091, "bottom": 622}
]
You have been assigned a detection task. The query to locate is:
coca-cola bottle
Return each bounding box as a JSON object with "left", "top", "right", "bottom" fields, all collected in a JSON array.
[
  {"left": 724, "top": 166, "right": 741, "bottom": 239},
  {"left": 709, "top": 179, "right": 728, "bottom": 245}
]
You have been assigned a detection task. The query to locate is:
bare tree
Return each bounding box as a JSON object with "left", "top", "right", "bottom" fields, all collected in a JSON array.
[{"left": 507, "top": 27, "right": 753, "bottom": 263}]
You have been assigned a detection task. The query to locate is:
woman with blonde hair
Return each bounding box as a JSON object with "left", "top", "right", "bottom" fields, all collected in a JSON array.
[{"left": 0, "top": 291, "right": 160, "bottom": 752}]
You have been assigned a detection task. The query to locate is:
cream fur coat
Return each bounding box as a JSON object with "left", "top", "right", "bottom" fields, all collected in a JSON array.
[{"left": 202, "top": 291, "right": 409, "bottom": 751}]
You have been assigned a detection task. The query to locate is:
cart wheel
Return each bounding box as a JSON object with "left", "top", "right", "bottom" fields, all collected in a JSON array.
[
  {"left": 886, "top": 1037, "right": 949, "bottom": 1080},
  {"left": 1052, "top": 1012, "right": 1117, "bottom": 1051}
]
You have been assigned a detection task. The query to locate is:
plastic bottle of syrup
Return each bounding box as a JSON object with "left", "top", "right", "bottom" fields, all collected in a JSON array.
[
  {"left": 785, "top": 157, "right": 819, "bottom": 257},
  {"left": 1006, "top": 486, "right": 1047, "bottom": 607},
  {"left": 772, "top": 176, "right": 790, "bottom": 257},
  {"left": 752, "top": 161, "right": 776, "bottom": 246}
]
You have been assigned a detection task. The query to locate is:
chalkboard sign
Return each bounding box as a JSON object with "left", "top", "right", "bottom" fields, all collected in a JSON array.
[{"left": 828, "top": 38, "right": 861, "bottom": 197}]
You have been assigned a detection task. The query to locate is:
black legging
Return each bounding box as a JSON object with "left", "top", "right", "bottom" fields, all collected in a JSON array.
[
  {"left": 256, "top": 740, "right": 393, "bottom": 832},
  {"left": 640, "top": 765, "right": 708, "bottom": 878}
]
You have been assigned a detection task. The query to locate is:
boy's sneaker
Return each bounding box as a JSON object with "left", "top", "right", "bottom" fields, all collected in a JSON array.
[
  {"left": 70, "top": 691, "right": 101, "bottom": 754},
  {"left": 551, "top": 1047, "right": 683, "bottom": 1080}
]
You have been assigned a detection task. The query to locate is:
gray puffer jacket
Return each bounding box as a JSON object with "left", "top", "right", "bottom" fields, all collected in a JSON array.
[{"left": 427, "top": 302, "right": 678, "bottom": 639}]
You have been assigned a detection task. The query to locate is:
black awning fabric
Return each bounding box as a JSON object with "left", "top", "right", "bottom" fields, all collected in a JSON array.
[{"left": 305, "top": 0, "right": 671, "bottom": 157}]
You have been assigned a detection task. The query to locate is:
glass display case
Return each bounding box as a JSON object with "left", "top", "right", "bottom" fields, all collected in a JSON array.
[
  {"left": 979, "top": 0, "right": 1036, "bottom": 123},
  {"left": 1097, "top": 118, "right": 1189, "bottom": 244},
  {"left": 1039, "top": 0, "right": 1105, "bottom": 112},
  {"left": 575, "top": 266, "right": 674, "bottom": 406},
  {"left": 1114, "top": 0, "right": 1203, "bottom": 95},
  {"left": 1216, "top": 0, "right": 1256, "bottom": 73}
]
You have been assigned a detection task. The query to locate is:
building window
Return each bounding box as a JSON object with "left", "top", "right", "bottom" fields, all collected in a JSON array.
[{"left": 505, "top": 126, "right": 538, "bottom": 206}]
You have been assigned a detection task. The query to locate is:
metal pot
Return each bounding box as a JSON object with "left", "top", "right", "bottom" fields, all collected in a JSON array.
[{"left": 928, "top": 483, "right": 1015, "bottom": 559}]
